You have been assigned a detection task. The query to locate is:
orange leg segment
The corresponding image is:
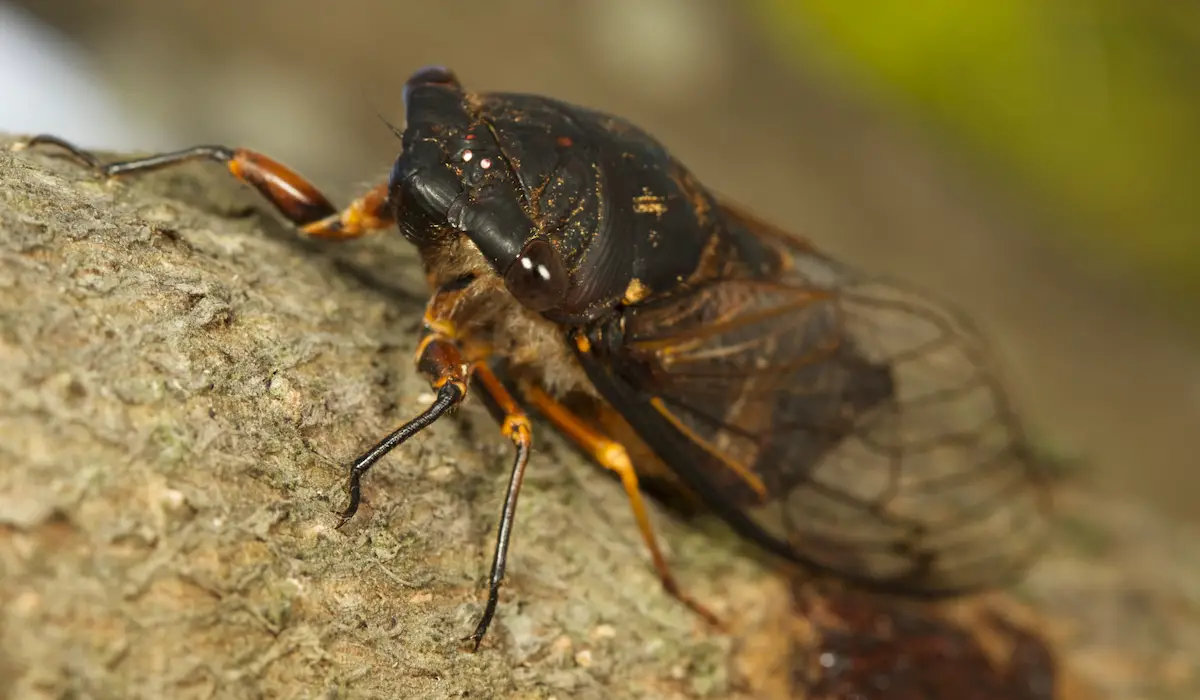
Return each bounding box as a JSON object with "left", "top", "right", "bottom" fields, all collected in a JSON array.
[
  {"left": 521, "top": 384, "right": 723, "bottom": 630},
  {"left": 18, "top": 134, "right": 392, "bottom": 239}
]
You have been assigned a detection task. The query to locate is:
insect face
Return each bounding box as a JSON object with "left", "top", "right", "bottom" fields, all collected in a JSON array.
[{"left": 390, "top": 73, "right": 572, "bottom": 314}]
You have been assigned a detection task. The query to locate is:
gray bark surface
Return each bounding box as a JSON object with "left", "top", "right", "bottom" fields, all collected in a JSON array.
[{"left": 1, "top": 137, "right": 1195, "bottom": 699}]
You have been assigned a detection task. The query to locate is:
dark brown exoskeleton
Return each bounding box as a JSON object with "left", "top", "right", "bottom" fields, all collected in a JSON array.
[{"left": 20, "top": 66, "right": 1051, "bottom": 650}]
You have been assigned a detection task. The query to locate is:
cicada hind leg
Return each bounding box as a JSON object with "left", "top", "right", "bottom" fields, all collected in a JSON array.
[
  {"left": 18, "top": 134, "right": 393, "bottom": 240},
  {"left": 521, "top": 384, "right": 724, "bottom": 632}
]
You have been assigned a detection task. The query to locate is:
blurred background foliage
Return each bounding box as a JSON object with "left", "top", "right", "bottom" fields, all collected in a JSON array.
[
  {"left": 754, "top": 0, "right": 1200, "bottom": 318},
  {"left": 2, "top": 0, "right": 1196, "bottom": 520}
]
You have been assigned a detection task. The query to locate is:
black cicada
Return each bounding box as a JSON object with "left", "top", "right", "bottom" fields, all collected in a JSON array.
[{"left": 20, "top": 65, "right": 1051, "bottom": 650}]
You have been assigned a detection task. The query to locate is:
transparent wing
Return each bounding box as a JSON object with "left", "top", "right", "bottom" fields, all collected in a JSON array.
[{"left": 603, "top": 216, "right": 1051, "bottom": 594}]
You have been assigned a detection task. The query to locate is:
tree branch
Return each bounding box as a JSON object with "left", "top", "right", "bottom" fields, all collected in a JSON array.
[{"left": 1, "top": 136, "right": 1194, "bottom": 699}]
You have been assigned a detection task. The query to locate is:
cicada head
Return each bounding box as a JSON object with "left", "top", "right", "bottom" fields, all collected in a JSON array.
[{"left": 388, "top": 67, "right": 572, "bottom": 314}]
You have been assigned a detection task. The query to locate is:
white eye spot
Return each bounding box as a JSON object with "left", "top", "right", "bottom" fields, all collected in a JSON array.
[
  {"left": 519, "top": 256, "right": 552, "bottom": 282},
  {"left": 479, "top": 157, "right": 493, "bottom": 170},
  {"left": 461, "top": 149, "right": 473, "bottom": 162}
]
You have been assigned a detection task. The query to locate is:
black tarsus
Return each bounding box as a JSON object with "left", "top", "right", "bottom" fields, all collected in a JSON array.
[
  {"left": 335, "top": 381, "right": 465, "bottom": 528},
  {"left": 24, "top": 135, "right": 235, "bottom": 177},
  {"left": 464, "top": 432, "right": 531, "bottom": 651}
]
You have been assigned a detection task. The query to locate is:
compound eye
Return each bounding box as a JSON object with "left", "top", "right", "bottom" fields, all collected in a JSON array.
[{"left": 504, "top": 239, "right": 567, "bottom": 312}]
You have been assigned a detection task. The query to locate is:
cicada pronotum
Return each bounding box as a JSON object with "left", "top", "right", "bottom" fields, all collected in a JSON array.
[{"left": 20, "top": 65, "right": 1051, "bottom": 650}]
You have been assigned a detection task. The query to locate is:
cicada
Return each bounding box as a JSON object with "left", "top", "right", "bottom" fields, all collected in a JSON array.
[{"left": 21, "top": 65, "right": 1051, "bottom": 650}]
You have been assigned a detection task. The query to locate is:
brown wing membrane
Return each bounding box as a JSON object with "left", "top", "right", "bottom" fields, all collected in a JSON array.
[{"left": 576, "top": 208, "right": 1051, "bottom": 596}]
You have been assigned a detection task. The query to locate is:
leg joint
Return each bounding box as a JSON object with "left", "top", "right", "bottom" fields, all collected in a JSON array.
[
  {"left": 501, "top": 413, "right": 532, "bottom": 443},
  {"left": 597, "top": 440, "right": 634, "bottom": 478}
]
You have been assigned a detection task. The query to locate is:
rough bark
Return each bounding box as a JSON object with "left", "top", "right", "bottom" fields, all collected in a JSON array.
[{"left": 1, "top": 136, "right": 1195, "bottom": 699}]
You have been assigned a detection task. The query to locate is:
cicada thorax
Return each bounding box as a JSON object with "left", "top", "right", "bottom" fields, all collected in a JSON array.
[{"left": 442, "top": 91, "right": 751, "bottom": 321}]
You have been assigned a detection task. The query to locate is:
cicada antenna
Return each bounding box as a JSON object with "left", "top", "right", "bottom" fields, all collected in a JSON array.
[{"left": 359, "top": 85, "right": 406, "bottom": 142}]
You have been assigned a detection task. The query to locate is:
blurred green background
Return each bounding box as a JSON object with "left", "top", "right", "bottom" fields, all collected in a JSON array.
[
  {"left": 755, "top": 0, "right": 1200, "bottom": 319},
  {"left": 5, "top": 0, "right": 1197, "bottom": 520}
]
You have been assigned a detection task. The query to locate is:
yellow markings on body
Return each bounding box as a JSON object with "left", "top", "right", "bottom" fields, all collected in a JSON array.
[
  {"left": 622, "top": 278, "right": 651, "bottom": 305},
  {"left": 632, "top": 187, "right": 668, "bottom": 218}
]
